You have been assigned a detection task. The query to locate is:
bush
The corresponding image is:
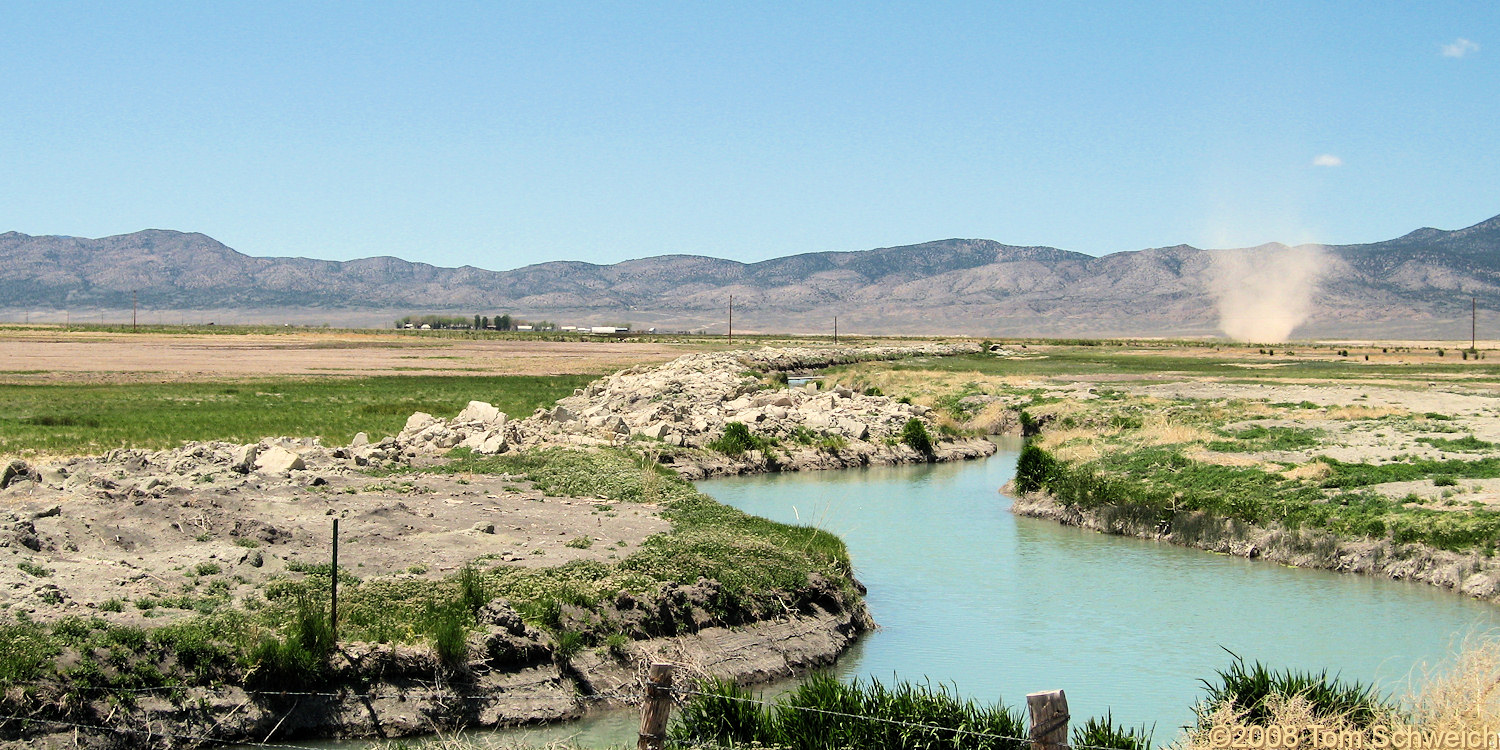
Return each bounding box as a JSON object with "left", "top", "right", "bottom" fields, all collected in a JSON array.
[
  {"left": 900, "top": 418, "right": 934, "bottom": 455},
  {"left": 1019, "top": 409, "right": 1042, "bottom": 437},
  {"left": 1015, "top": 443, "right": 1059, "bottom": 494}
]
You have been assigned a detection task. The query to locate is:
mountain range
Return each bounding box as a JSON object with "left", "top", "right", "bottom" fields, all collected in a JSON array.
[{"left": 4, "top": 213, "right": 1500, "bottom": 339}]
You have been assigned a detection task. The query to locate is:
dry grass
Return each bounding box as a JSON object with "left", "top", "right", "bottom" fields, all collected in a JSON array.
[
  {"left": 1138, "top": 413, "right": 1215, "bottom": 446},
  {"left": 1185, "top": 448, "right": 1267, "bottom": 468},
  {"left": 1322, "top": 405, "right": 1409, "bottom": 420},
  {"left": 1281, "top": 461, "right": 1335, "bottom": 481},
  {"left": 1185, "top": 639, "right": 1500, "bottom": 750},
  {"left": 1038, "top": 428, "right": 1110, "bottom": 462},
  {"left": 967, "top": 401, "right": 1018, "bottom": 434}
]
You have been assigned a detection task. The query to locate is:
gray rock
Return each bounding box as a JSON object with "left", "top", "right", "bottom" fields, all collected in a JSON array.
[
  {"left": 254, "top": 446, "right": 305, "bottom": 474},
  {"left": 230, "top": 444, "right": 259, "bottom": 474},
  {"left": 403, "top": 412, "right": 439, "bottom": 434},
  {"left": 1, "top": 461, "right": 34, "bottom": 490}
]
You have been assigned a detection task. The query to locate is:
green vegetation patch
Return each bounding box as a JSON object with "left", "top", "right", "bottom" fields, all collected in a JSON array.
[
  {"left": 1415, "top": 435, "right": 1497, "bottom": 452},
  {"left": 1207, "top": 425, "right": 1323, "bottom": 453},
  {"left": 0, "top": 374, "right": 592, "bottom": 455}
]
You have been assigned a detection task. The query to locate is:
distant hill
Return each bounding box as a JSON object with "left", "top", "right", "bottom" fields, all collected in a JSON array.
[{"left": 3, "top": 214, "right": 1499, "bottom": 339}]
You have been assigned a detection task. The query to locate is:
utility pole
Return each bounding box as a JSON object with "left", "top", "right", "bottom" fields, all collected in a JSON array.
[
  {"left": 132, "top": 290, "right": 138, "bottom": 333},
  {"left": 728, "top": 295, "right": 733, "bottom": 345},
  {"left": 1473, "top": 296, "right": 1478, "bottom": 352},
  {"left": 833, "top": 316, "right": 838, "bottom": 344}
]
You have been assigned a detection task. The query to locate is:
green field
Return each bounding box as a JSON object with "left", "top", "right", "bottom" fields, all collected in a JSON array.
[
  {"left": 0, "top": 374, "right": 594, "bottom": 456},
  {"left": 839, "top": 347, "right": 1500, "bottom": 382}
]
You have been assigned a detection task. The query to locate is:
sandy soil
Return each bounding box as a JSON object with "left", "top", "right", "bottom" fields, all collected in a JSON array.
[
  {"left": 0, "top": 330, "right": 707, "bottom": 382},
  {"left": 0, "top": 456, "right": 668, "bottom": 625},
  {"left": 1123, "top": 379, "right": 1500, "bottom": 505}
]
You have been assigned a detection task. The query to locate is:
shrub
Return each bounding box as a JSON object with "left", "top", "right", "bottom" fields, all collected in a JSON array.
[
  {"left": 1019, "top": 410, "right": 1042, "bottom": 437},
  {"left": 900, "top": 418, "right": 934, "bottom": 455},
  {"left": 707, "top": 422, "right": 772, "bottom": 456},
  {"left": 1014, "top": 443, "right": 1059, "bottom": 494}
]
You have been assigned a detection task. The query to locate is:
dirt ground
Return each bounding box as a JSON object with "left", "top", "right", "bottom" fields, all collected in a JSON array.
[
  {"left": 0, "top": 329, "right": 708, "bottom": 382},
  {"left": 0, "top": 453, "right": 669, "bottom": 626}
]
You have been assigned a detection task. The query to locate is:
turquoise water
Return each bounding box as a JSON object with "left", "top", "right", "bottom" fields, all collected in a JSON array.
[
  {"left": 695, "top": 439, "right": 1500, "bottom": 737},
  {"left": 306, "top": 443, "right": 1500, "bottom": 747}
]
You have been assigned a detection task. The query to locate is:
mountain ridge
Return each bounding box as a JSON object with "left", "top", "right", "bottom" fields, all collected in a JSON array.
[{"left": 3, "top": 214, "right": 1499, "bottom": 338}]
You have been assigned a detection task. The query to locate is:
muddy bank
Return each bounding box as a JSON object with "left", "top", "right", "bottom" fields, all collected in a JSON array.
[{"left": 1008, "top": 486, "right": 1500, "bottom": 603}]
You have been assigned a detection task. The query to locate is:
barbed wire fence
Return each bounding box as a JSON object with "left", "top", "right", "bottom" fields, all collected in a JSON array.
[{"left": 0, "top": 660, "right": 1147, "bottom": 750}]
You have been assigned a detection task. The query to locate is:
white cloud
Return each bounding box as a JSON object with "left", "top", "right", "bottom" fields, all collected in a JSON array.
[
  {"left": 1312, "top": 154, "right": 1343, "bottom": 167},
  {"left": 1442, "top": 38, "right": 1479, "bottom": 58}
]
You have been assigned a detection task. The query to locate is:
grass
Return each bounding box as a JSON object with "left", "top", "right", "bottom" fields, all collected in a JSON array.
[
  {"left": 706, "top": 421, "right": 777, "bottom": 456},
  {"left": 1199, "top": 653, "right": 1388, "bottom": 727},
  {"left": 0, "top": 374, "right": 594, "bottom": 456},
  {"left": 672, "top": 674, "right": 1031, "bottom": 750},
  {"left": 1206, "top": 425, "right": 1323, "bottom": 452},
  {"left": 822, "top": 347, "right": 1500, "bottom": 395}
]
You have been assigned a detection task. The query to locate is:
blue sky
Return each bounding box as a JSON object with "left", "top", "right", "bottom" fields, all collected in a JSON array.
[{"left": 2, "top": 2, "right": 1495, "bottom": 268}]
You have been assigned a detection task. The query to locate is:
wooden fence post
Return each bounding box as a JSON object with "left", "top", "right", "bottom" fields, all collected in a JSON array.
[
  {"left": 638, "top": 662, "right": 675, "bottom": 750},
  {"left": 1028, "top": 689, "right": 1070, "bottom": 750}
]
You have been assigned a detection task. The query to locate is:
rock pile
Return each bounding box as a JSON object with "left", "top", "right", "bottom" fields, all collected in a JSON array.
[
  {"left": 384, "top": 343, "right": 998, "bottom": 478},
  {"left": 1, "top": 344, "right": 998, "bottom": 499}
]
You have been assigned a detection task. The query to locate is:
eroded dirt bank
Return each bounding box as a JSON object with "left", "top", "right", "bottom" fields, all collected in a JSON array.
[{"left": 1009, "top": 488, "right": 1500, "bottom": 602}]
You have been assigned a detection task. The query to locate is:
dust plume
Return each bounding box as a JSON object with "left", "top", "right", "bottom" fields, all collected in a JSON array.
[{"left": 1208, "top": 244, "right": 1327, "bottom": 342}]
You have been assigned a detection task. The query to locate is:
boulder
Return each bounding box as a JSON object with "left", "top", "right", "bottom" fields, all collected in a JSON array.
[
  {"left": 1, "top": 461, "right": 35, "bottom": 490},
  {"left": 403, "top": 412, "right": 439, "bottom": 434},
  {"left": 476, "top": 432, "right": 508, "bottom": 454},
  {"left": 638, "top": 423, "right": 672, "bottom": 440},
  {"left": 350, "top": 432, "right": 370, "bottom": 449},
  {"left": 254, "top": 445, "right": 305, "bottom": 474},
  {"left": 455, "top": 401, "right": 505, "bottom": 426}
]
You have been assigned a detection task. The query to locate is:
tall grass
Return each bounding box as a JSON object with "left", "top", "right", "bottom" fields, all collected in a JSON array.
[
  {"left": 671, "top": 673, "right": 1028, "bottom": 750},
  {"left": 1198, "top": 653, "right": 1388, "bottom": 727},
  {"left": 1188, "top": 640, "right": 1500, "bottom": 750}
]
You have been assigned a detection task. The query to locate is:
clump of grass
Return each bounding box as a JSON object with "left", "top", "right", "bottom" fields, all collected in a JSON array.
[
  {"left": 564, "top": 536, "right": 594, "bottom": 549},
  {"left": 1418, "top": 435, "right": 1496, "bottom": 452},
  {"left": 246, "top": 592, "right": 334, "bottom": 688},
  {"left": 1198, "top": 652, "right": 1387, "bottom": 727},
  {"left": 671, "top": 674, "right": 1028, "bottom": 750},
  {"left": 17, "top": 560, "right": 51, "bottom": 578},
  {"left": 1207, "top": 425, "right": 1322, "bottom": 453},
  {"left": 1074, "top": 712, "right": 1153, "bottom": 750},
  {"left": 900, "top": 418, "right": 934, "bottom": 455},
  {"left": 707, "top": 422, "right": 776, "bottom": 456}
]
